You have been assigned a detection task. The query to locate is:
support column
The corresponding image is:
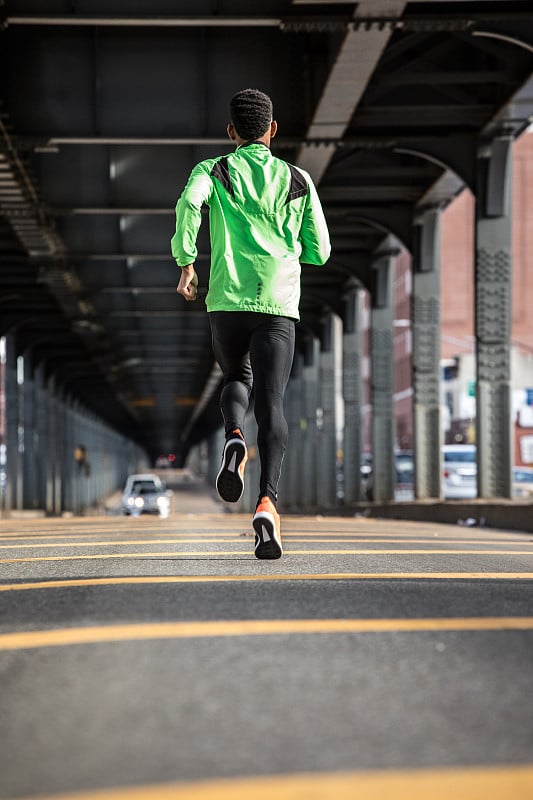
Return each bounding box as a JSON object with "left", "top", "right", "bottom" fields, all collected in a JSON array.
[
  {"left": 240, "top": 409, "right": 258, "bottom": 514},
  {"left": 45, "top": 375, "right": 62, "bottom": 515},
  {"left": 22, "top": 352, "right": 38, "bottom": 509},
  {"left": 343, "top": 287, "right": 363, "bottom": 505},
  {"left": 370, "top": 252, "right": 395, "bottom": 502},
  {"left": 412, "top": 208, "right": 442, "bottom": 498},
  {"left": 2, "top": 334, "right": 18, "bottom": 514},
  {"left": 475, "top": 135, "right": 513, "bottom": 497},
  {"left": 34, "top": 363, "right": 47, "bottom": 510},
  {"left": 283, "top": 352, "right": 303, "bottom": 511},
  {"left": 207, "top": 427, "right": 225, "bottom": 489},
  {"left": 301, "top": 335, "right": 319, "bottom": 511},
  {"left": 317, "top": 313, "right": 341, "bottom": 510},
  {"left": 72, "top": 402, "right": 86, "bottom": 515},
  {"left": 61, "top": 395, "right": 75, "bottom": 514}
]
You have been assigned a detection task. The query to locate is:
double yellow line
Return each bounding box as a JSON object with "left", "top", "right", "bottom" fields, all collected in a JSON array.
[
  {"left": 1, "top": 616, "right": 533, "bottom": 652},
  {"left": 14, "top": 765, "right": 533, "bottom": 799}
]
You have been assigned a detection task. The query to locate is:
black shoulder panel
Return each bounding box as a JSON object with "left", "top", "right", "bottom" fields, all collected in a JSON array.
[
  {"left": 210, "top": 157, "right": 235, "bottom": 197},
  {"left": 286, "top": 163, "right": 309, "bottom": 204}
]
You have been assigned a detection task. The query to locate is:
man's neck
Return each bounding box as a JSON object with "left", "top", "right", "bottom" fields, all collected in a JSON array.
[{"left": 238, "top": 139, "right": 270, "bottom": 150}]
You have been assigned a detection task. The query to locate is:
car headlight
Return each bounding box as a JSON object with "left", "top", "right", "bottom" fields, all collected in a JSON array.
[
  {"left": 134, "top": 497, "right": 144, "bottom": 508},
  {"left": 127, "top": 497, "right": 135, "bottom": 506},
  {"left": 157, "top": 496, "right": 169, "bottom": 507}
]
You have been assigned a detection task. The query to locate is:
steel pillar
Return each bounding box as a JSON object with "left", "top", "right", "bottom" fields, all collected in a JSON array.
[
  {"left": 44, "top": 375, "right": 62, "bottom": 515},
  {"left": 475, "top": 135, "right": 513, "bottom": 497},
  {"left": 21, "top": 352, "right": 38, "bottom": 509},
  {"left": 34, "top": 363, "right": 47, "bottom": 510},
  {"left": 412, "top": 208, "right": 442, "bottom": 498},
  {"left": 240, "top": 409, "right": 259, "bottom": 514},
  {"left": 284, "top": 353, "right": 303, "bottom": 511},
  {"left": 2, "top": 334, "right": 18, "bottom": 514},
  {"left": 342, "top": 288, "right": 363, "bottom": 504},
  {"left": 301, "top": 336, "right": 320, "bottom": 511},
  {"left": 207, "top": 427, "right": 225, "bottom": 489},
  {"left": 371, "top": 252, "right": 395, "bottom": 502},
  {"left": 61, "top": 396, "right": 75, "bottom": 513},
  {"left": 317, "top": 313, "right": 341, "bottom": 510}
]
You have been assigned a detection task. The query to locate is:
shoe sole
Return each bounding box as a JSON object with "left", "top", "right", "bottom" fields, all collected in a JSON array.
[
  {"left": 253, "top": 511, "right": 283, "bottom": 560},
  {"left": 216, "top": 438, "right": 247, "bottom": 503}
]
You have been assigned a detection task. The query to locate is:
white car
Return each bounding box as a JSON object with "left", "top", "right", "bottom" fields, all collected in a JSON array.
[
  {"left": 122, "top": 473, "right": 170, "bottom": 517},
  {"left": 513, "top": 466, "right": 533, "bottom": 499},
  {"left": 442, "top": 444, "right": 477, "bottom": 500}
]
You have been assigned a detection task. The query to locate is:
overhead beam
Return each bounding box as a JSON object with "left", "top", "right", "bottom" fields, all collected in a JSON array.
[
  {"left": 296, "top": 0, "right": 407, "bottom": 184},
  {"left": 50, "top": 208, "right": 174, "bottom": 216},
  {"left": 5, "top": 16, "right": 281, "bottom": 28},
  {"left": 17, "top": 134, "right": 456, "bottom": 151}
]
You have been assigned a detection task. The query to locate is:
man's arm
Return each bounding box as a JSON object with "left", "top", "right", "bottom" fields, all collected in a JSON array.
[
  {"left": 298, "top": 170, "right": 331, "bottom": 265},
  {"left": 171, "top": 160, "right": 213, "bottom": 261},
  {"left": 177, "top": 265, "right": 198, "bottom": 302}
]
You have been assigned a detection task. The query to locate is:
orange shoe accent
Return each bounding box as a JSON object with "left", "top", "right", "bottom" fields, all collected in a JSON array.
[{"left": 253, "top": 497, "right": 282, "bottom": 560}]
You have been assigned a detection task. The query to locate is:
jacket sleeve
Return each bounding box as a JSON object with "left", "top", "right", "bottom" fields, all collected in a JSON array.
[
  {"left": 171, "top": 161, "right": 213, "bottom": 266},
  {"left": 298, "top": 170, "right": 331, "bottom": 266}
]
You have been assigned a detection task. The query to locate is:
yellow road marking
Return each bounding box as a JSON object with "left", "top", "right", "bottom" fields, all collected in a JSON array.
[
  {"left": 1, "top": 537, "right": 532, "bottom": 550},
  {"left": 1, "top": 617, "right": 533, "bottom": 651},
  {"left": 0, "top": 538, "right": 248, "bottom": 549},
  {"left": 2, "top": 573, "right": 533, "bottom": 592},
  {"left": 2, "top": 548, "right": 533, "bottom": 564},
  {"left": 16, "top": 765, "right": 533, "bottom": 800}
]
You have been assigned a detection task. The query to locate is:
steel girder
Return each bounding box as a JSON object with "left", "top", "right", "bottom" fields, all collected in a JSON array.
[{"left": 1, "top": 1, "right": 532, "bottom": 460}]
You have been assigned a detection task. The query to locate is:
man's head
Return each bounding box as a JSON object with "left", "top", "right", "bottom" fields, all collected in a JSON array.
[{"left": 228, "top": 89, "right": 276, "bottom": 144}]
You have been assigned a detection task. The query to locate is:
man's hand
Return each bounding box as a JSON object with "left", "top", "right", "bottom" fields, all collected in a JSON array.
[{"left": 177, "top": 265, "right": 198, "bottom": 301}]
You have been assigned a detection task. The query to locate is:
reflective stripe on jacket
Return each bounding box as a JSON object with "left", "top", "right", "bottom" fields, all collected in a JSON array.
[{"left": 171, "top": 142, "right": 331, "bottom": 320}]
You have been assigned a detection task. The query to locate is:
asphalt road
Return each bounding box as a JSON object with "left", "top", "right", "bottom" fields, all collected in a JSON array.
[{"left": 1, "top": 472, "right": 533, "bottom": 799}]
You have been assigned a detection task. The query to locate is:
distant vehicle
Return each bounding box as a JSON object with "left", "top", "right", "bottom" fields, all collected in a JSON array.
[
  {"left": 122, "top": 473, "right": 171, "bottom": 517},
  {"left": 360, "top": 452, "right": 373, "bottom": 500},
  {"left": 394, "top": 451, "right": 414, "bottom": 500},
  {"left": 442, "top": 444, "right": 477, "bottom": 499},
  {"left": 513, "top": 466, "right": 533, "bottom": 500},
  {"left": 359, "top": 451, "right": 414, "bottom": 501}
]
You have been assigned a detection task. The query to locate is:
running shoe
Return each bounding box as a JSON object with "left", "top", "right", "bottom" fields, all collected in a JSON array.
[
  {"left": 253, "top": 496, "right": 283, "bottom": 560},
  {"left": 216, "top": 429, "right": 248, "bottom": 503}
]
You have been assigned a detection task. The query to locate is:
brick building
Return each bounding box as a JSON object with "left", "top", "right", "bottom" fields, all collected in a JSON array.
[{"left": 386, "top": 130, "right": 533, "bottom": 458}]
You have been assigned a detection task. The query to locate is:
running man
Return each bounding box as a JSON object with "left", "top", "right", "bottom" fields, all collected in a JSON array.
[{"left": 172, "top": 88, "right": 330, "bottom": 559}]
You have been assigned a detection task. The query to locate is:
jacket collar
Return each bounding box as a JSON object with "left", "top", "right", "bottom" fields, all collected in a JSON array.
[{"left": 237, "top": 140, "right": 270, "bottom": 150}]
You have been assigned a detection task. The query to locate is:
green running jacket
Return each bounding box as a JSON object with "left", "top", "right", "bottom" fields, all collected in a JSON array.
[{"left": 171, "top": 142, "right": 331, "bottom": 320}]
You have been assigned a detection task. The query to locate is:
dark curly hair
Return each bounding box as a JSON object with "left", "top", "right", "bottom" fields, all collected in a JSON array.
[{"left": 230, "top": 89, "right": 273, "bottom": 141}]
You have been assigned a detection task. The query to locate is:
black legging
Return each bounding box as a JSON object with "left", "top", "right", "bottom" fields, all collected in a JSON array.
[{"left": 209, "top": 311, "right": 295, "bottom": 503}]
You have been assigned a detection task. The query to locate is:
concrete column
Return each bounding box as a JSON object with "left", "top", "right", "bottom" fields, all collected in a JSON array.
[
  {"left": 2, "top": 334, "right": 18, "bottom": 514},
  {"left": 301, "top": 335, "right": 320, "bottom": 511},
  {"left": 475, "top": 135, "right": 513, "bottom": 497},
  {"left": 342, "top": 287, "right": 363, "bottom": 505},
  {"left": 412, "top": 208, "right": 442, "bottom": 498},
  {"left": 370, "top": 252, "right": 395, "bottom": 502},
  {"left": 317, "top": 313, "right": 342, "bottom": 510}
]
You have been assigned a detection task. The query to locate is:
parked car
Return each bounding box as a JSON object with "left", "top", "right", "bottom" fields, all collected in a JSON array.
[
  {"left": 513, "top": 466, "right": 533, "bottom": 499},
  {"left": 359, "top": 451, "right": 414, "bottom": 501},
  {"left": 442, "top": 444, "right": 477, "bottom": 499},
  {"left": 122, "top": 473, "right": 171, "bottom": 517},
  {"left": 394, "top": 451, "right": 414, "bottom": 500}
]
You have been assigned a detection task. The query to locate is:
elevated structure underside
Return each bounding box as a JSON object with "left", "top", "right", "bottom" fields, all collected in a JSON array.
[{"left": 1, "top": 0, "right": 533, "bottom": 463}]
